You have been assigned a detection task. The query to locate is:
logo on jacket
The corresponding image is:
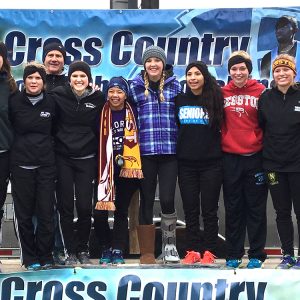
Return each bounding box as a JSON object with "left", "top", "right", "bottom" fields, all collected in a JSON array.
[
  {"left": 84, "top": 103, "right": 96, "bottom": 109},
  {"left": 267, "top": 172, "right": 279, "bottom": 185},
  {"left": 40, "top": 112, "right": 51, "bottom": 118}
]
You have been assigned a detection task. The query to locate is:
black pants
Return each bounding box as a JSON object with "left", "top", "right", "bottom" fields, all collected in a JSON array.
[
  {"left": 0, "top": 151, "right": 10, "bottom": 215},
  {"left": 11, "top": 165, "right": 55, "bottom": 267},
  {"left": 267, "top": 171, "right": 300, "bottom": 256},
  {"left": 139, "top": 155, "right": 177, "bottom": 225},
  {"left": 223, "top": 152, "right": 268, "bottom": 261},
  {"left": 56, "top": 155, "right": 96, "bottom": 254},
  {"left": 94, "top": 176, "right": 140, "bottom": 252},
  {"left": 178, "top": 160, "right": 222, "bottom": 254}
]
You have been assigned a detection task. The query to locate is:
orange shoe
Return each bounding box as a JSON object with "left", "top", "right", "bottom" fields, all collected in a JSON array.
[
  {"left": 201, "top": 251, "right": 216, "bottom": 264},
  {"left": 181, "top": 251, "right": 201, "bottom": 264}
]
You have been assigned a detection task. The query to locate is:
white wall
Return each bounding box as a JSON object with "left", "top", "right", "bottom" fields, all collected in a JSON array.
[{"left": 0, "top": 0, "right": 299, "bottom": 9}]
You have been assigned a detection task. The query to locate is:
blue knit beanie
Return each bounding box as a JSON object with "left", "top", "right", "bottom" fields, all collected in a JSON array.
[{"left": 107, "top": 76, "right": 129, "bottom": 96}]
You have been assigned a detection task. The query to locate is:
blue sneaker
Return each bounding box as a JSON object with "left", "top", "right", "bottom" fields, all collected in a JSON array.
[
  {"left": 226, "top": 259, "right": 242, "bottom": 268},
  {"left": 276, "top": 255, "right": 296, "bottom": 269},
  {"left": 99, "top": 248, "right": 112, "bottom": 265},
  {"left": 111, "top": 249, "right": 125, "bottom": 265},
  {"left": 247, "top": 258, "right": 263, "bottom": 269},
  {"left": 291, "top": 257, "right": 300, "bottom": 269},
  {"left": 26, "top": 263, "right": 41, "bottom": 271}
]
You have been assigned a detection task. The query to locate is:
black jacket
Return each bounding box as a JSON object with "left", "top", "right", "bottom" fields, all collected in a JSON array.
[
  {"left": 0, "top": 73, "right": 14, "bottom": 151},
  {"left": 46, "top": 73, "right": 68, "bottom": 91},
  {"left": 175, "top": 91, "right": 222, "bottom": 162},
  {"left": 9, "top": 90, "right": 55, "bottom": 166},
  {"left": 51, "top": 85, "right": 105, "bottom": 157},
  {"left": 258, "top": 84, "right": 300, "bottom": 171}
]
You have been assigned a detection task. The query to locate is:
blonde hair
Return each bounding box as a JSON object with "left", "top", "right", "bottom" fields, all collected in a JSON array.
[
  {"left": 229, "top": 50, "right": 251, "bottom": 60},
  {"left": 144, "top": 71, "right": 166, "bottom": 102}
]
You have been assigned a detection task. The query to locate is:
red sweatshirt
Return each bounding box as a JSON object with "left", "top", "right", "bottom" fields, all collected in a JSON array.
[{"left": 221, "top": 79, "right": 265, "bottom": 154}]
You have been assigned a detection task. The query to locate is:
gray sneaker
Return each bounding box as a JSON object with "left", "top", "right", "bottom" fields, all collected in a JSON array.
[
  {"left": 77, "top": 251, "right": 92, "bottom": 265},
  {"left": 65, "top": 253, "right": 78, "bottom": 266},
  {"left": 53, "top": 250, "right": 66, "bottom": 265}
]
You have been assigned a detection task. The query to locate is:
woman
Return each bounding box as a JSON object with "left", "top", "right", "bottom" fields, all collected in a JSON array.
[
  {"left": 258, "top": 54, "right": 300, "bottom": 269},
  {"left": 222, "top": 51, "right": 268, "bottom": 269},
  {"left": 176, "top": 61, "right": 223, "bottom": 264},
  {"left": 94, "top": 76, "right": 142, "bottom": 265},
  {"left": 130, "top": 46, "right": 182, "bottom": 264},
  {"left": 10, "top": 62, "right": 55, "bottom": 270},
  {"left": 0, "top": 42, "right": 18, "bottom": 238},
  {"left": 51, "top": 61, "right": 105, "bottom": 265}
]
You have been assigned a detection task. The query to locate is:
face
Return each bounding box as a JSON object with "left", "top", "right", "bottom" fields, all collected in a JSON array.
[
  {"left": 229, "top": 62, "right": 249, "bottom": 87},
  {"left": 276, "top": 23, "right": 294, "bottom": 44},
  {"left": 108, "top": 87, "right": 126, "bottom": 111},
  {"left": 144, "top": 57, "right": 164, "bottom": 82},
  {"left": 0, "top": 55, "right": 3, "bottom": 70},
  {"left": 70, "top": 71, "right": 89, "bottom": 96},
  {"left": 44, "top": 50, "right": 64, "bottom": 75},
  {"left": 25, "top": 72, "right": 44, "bottom": 95},
  {"left": 186, "top": 66, "right": 205, "bottom": 95},
  {"left": 273, "top": 66, "right": 295, "bottom": 89}
]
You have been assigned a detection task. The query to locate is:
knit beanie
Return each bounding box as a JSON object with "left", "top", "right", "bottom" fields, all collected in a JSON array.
[
  {"left": 42, "top": 42, "right": 66, "bottom": 62},
  {"left": 68, "top": 61, "right": 92, "bottom": 82},
  {"left": 107, "top": 76, "right": 129, "bottom": 97},
  {"left": 23, "top": 64, "right": 47, "bottom": 83},
  {"left": 228, "top": 55, "right": 253, "bottom": 74},
  {"left": 186, "top": 61, "right": 210, "bottom": 78},
  {"left": 0, "top": 42, "right": 8, "bottom": 60},
  {"left": 272, "top": 56, "right": 297, "bottom": 74},
  {"left": 142, "top": 45, "right": 167, "bottom": 67}
]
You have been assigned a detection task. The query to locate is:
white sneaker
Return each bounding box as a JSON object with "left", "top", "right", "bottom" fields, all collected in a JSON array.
[{"left": 163, "top": 244, "right": 180, "bottom": 263}]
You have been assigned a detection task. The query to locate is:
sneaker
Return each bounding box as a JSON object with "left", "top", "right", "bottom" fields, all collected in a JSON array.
[
  {"left": 53, "top": 250, "right": 66, "bottom": 265},
  {"left": 202, "top": 251, "right": 216, "bottom": 264},
  {"left": 77, "top": 251, "right": 92, "bottom": 265},
  {"left": 181, "top": 251, "right": 201, "bottom": 264},
  {"left": 65, "top": 253, "right": 78, "bottom": 266},
  {"left": 247, "top": 258, "right": 263, "bottom": 269},
  {"left": 26, "top": 263, "right": 41, "bottom": 271},
  {"left": 41, "top": 262, "right": 54, "bottom": 270},
  {"left": 111, "top": 249, "right": 125, "bottom": 265},
  {"left": 99, "top": 248, "right": 112, "bottom": 265},
  {"left": 291, "top": 257, "right": 300, "bottom": 269},
  {"left": 276, "top": 255, "right": 296, "bottom": 269},
  {"left": 226, "top": 259, "right": 242, "bottom": 268}
]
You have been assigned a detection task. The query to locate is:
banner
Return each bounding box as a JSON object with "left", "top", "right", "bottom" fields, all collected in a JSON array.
[
  {"left": 0, "top": 8, "right": 300, "bottom": 89},
  {"left": 0, "top": 266, "right": 300, "bottom": 299}
]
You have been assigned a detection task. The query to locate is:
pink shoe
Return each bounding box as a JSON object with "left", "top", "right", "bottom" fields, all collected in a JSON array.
[
  {"left": 181, "top": 251, "right": 201, "bottom": 264},
  {"left": 201, "top": 250, "right": 217, "bottom": 264}
]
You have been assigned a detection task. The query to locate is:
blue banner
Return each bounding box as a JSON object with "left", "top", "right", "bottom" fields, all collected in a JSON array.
[{"left": 1, "top": 8, "right": 300, "bottom": 89}]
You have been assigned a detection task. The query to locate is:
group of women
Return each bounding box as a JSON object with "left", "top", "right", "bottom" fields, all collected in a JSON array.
[{"left": 1, "top": 39, "right": 300, "bottom": 270}]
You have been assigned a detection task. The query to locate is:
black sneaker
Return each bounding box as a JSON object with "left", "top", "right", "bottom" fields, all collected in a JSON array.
[
  {"left": 77, "top": 251, "right": 92, "bottom": 265},
  {"left": 65, "top": 253, "right": 78, "bottom": 266},
  {"left": 53, "top": 250, "right": 66, "bottom": 265}
]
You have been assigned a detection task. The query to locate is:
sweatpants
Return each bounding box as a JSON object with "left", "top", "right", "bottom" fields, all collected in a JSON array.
[
  {"left": 139, "top": 155, "right": 177, "bottom": 225},
  {"left": 11, "top": 165, "right": 55, "bottom": 267},
  {"left": 266, "top": 171, "right": 300, "bottom": 257},
  {"left": 178, "top": 159, "right": 222, "bottom": 254},
  {"left": 223, "top": 152, "right": 268, "bottom": 261},
  {"left": 56, "top": 155, "right": 96, "bottom": 255},
  {"left": 0, "top": 151, "right": 10, "bottom": 213},
  {"left": 94, "top": 176, "right": 140, "bottom": 252}
]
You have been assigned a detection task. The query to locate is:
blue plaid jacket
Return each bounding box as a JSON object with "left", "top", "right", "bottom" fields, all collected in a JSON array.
[{"left": 130, "top": 72, "right": 182, "bottom": 155}]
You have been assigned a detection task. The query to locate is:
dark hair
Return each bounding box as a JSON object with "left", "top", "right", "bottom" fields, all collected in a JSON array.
[
  {"left": 186, "top": 61, "right": 223, "bottom": 129},
  {"left": 0, "top": 42, "right": 17, "bottom": 93}
]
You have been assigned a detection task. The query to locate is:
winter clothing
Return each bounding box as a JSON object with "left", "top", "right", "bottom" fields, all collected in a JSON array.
[
  {"left": 45, "top": 73, "right": 68, "bottom": 91},
  {"left": 222, "top": 78, "right": 267, "bottom": 262},
  {"left": 142, "top": 45, "right": 167, "bottom": 67},
  {"left": 68, "top": 61, "right": 92, "bottom": 82},
  {"left": 107, "top": 76, "right": 129, "bottom": 96},
  {"left": 222, "top": 79, "right": 265, "bottom": 154},
  {"left": 23, "top": 64, "right": 46, "bottom": 84},
  {"left": 272, "top": 57, "right": 296, "bottom": 74},
  {"left": 137, "top": 224, "right": 156, "bottom": 264},
  {"left": 227, "top": 55, "right": 253, "bottom": 74},
  {"left": 42, "top": 42, "right": 66, "bottom": 62}
]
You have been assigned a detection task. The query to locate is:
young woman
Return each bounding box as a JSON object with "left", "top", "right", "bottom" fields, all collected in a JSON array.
[
  {"left": 10, "top": 62, "right": 55, "bottom": 270},
  {"left": 222, "top": 51, "right": 268, "bottom": 269},
  {"left": 94, "top": 76, "right": 142, "bottom": 265},
  {"left": 258, "top": 54, "right": 300, "bottom": 269},
  {"left": 176, "top": 61, "right": 223, "bottom": 264},
  {"left": 130, "top": 46, "right": 182, "bottom": 263},
  {"left": 51, "top": 61, "right": 105, "bottom": 265},
  {"left": 0, "top": 42, "right": 18, "bottom": 239}
]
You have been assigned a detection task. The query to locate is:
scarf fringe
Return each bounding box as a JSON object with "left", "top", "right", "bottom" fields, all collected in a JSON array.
[
  {"left": 95, "top": 201, "right": 116, "bottom": 211},
  {"left": 119, "top": 168, "right": 144, "bottom": 179}
]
